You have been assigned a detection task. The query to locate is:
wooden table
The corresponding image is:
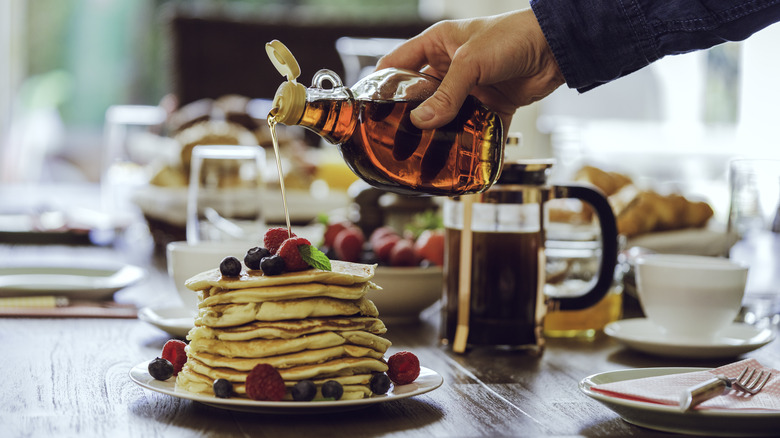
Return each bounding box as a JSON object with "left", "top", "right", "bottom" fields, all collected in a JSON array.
[{"left": 1, "top": 241, "right": 778, "bottom": 438}]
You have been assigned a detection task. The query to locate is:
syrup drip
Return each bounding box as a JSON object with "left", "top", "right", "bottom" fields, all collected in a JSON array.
[{"left": 267, "top": 115, "right": 292, "bottom": 237}]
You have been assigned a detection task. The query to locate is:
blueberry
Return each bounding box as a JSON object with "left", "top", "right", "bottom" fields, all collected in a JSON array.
[
  {"left": 219, "top": 256, "right": 242, "bottom": 277},
  {"left": 291, "top": 380, "right": 317, "bottom": 401},
  {"left": 321, "top": 380, "right": 343, "bottom": 400},
  {"left": 148, "top": 357, "right": 174, "bottom": 380},
  {"left": 369, "top": 373, "right": 391, "bottom": 395},
  {"left": 244, "top": 247, "right": 271, "bottom": 270},
  {"left": 260, "top": 255, "right": 285, "bottom": 276},
  {"left": 213, "top": 378, "right": 234, "bottom": 398}
]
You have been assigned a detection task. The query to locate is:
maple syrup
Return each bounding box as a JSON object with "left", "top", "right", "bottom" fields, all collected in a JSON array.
[
  {"left": 296, "top": 97, "right": 502, "bottom": 196},
  {"left": 267, "top": 116, "right": 293, "bottom": 237},
  {"left": 264, "top": 40, "right": 504, "bottom": 197}
]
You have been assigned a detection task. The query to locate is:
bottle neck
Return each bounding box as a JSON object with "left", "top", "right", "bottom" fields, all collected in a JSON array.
[
  {"left": 271, "top": 69, "right": 356, "bottom": 144},
  {"left": 297, "top": 97, "right": 356, "bottom": 145}
]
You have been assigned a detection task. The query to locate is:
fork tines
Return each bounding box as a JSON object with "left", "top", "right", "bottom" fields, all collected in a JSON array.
[{"left": 733, "top": 366, "right": 773, "bottom": 395}]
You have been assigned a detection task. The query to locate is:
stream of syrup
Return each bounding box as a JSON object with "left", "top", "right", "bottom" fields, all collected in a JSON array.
[{"left": 267, "top": 114, "right": 292, "bottom": 238}]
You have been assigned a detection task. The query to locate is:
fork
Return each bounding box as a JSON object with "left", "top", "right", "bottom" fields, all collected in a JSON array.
[{"left": 680, "top": 366, "right": 773, "bottom": 411}]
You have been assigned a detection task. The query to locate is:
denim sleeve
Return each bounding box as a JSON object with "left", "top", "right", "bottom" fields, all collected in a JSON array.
[{"left": 530, "top": 0, "right": 780, "bottom": 91}]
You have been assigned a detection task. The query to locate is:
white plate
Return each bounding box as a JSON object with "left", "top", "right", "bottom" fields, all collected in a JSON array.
[
  {"left": 138, "top": 306, "right": 195, "bottom": 338},
  {"left": 0, "top": 264, "right": 145, "bottom": 300},
  {"left": 129, "top": 360, "right": 443, "bottom": 414},
  {"left": 604, "top": 318, "right": 775, "bottom": 359},
  {"left": 580, "top": 367, "right": 780, "bottom": 436}
]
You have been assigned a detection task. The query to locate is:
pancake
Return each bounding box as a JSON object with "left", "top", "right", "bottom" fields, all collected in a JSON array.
[
  {"left": 198, "top": 282, "right": 376, "bottom": 307},
  {"left": 189, "top": 330, "right": 391, "bottom": 358},
  {"left": 191, "top": 344, "right": 384, "bottom": 370},
  {"left": 186, "top": 260, "right": 377, "bottom": 292},
  {"left": 176, "top": 259, "right": 391, "bottom": 401},
  {"left": 186, "top": 355, "right": 388, "bottom": 382},
  {"left": 196, "top": 296, "right": 379, "bottom": 327},
  {"left": 187, "top": 317, "right": 386, "bottom": 341},
  {"left": 177, "top": 365, "right": 373, "bottom": 400}
]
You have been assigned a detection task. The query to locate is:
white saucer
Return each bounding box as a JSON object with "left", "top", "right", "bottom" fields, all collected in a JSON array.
[
  {"left": 130, "top": 360, "right": 443, "bottom": 414},
  {"left": 580, "top": 367, "right": 780, "bottom": 437},
  {"left": 604, "top": 318, "right": 775, "bottom": 359},
  {"left": 138, "top": 305, "right": 195, "bottom": 338}
]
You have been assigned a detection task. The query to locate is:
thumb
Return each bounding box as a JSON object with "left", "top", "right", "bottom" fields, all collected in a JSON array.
[{"left": 411, "top": 69, "right": 474, "bottom": 129}]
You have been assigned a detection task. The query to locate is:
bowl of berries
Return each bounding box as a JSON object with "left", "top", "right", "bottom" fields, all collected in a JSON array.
[{"left": 322, "top": 221, "right": 445, "bottom": 321}]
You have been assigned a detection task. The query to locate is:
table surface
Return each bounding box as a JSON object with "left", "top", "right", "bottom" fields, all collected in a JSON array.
[{"left": 1, "top": 238, "right": 778, "bottom": 438}]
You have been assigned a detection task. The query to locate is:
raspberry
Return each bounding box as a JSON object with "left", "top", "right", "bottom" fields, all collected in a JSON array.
[
  {"left": 386, "top": 351, "right": 420, "bottom": 385},
  {"left": 264, "top": 227, "right": 296, "bottom": 254},
  {"left": 161, "top": 339, "right": 187, "bottom": 376},
  {"left": 277, "top": 237, "right": 312, "bottom": 272},
  {"left": 245, "top": 364, "right": 286, "bottom": 401}
]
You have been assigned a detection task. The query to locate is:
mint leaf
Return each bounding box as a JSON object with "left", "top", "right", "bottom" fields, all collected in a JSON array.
[{"left": 299, "top": 245, "right": 332, "bottom": 271}]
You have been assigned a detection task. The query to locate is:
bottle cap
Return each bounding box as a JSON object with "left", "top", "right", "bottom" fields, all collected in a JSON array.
[
  {"left": 266, "top": 40, "right": 300, "bottom": 81},
  {"left": 266, "top": 40, "right": 306, "bottom": 124}
]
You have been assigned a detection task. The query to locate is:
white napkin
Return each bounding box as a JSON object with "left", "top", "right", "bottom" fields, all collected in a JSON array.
[{"left": 592, "top": 358, "right": 779, "bottom": 410}]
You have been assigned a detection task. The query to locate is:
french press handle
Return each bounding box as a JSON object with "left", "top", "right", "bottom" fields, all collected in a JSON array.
[{"left": 549, "top": 183, "right": 619, "bottom": 311}]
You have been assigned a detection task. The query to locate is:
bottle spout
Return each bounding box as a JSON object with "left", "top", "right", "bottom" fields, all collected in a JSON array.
[
  {"left": 266, "top": 40, "right": 306, "bottom": 124},
  {"left": 266, "top": 40, "right": 301, "bottom": 81}
]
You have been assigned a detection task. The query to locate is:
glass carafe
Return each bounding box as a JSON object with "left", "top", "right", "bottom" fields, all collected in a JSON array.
[
  {"left": 441, "top": 160, "right": 619, "bottom": 353},
  {"left": 265, "top": 40, "right": 504, "bottom": 196}
]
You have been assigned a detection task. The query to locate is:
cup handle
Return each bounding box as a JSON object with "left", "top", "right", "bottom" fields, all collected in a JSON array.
[{"left": 549, "top": 184, "right": 619, "bottom": 311}]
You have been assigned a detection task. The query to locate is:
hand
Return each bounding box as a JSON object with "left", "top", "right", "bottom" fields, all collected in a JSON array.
[{"left": 375, "top": 9, "right": 564, "bottom": 131}]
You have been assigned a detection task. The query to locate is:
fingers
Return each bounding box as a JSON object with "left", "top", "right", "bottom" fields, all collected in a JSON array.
[
  {"left": 375, "top": 37, "right": 429, "bottom": 72},
  {"left": 411, "top": 51, "right": 478, "bottom": 129}
]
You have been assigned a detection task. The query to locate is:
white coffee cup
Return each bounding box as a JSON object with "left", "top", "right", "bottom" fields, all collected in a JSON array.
[
  {"left": 166, "top": 241, "right": 250, "bottom": 315},
  {"left": 635, "top": 254, "right": 748, "bottom": 341}
]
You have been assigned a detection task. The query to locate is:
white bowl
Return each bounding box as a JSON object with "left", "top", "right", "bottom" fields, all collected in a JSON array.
[
  {"left": 635, "top": 254, "right": 748, "bottom": 341},
  {"left": 368, "top": 266, "right": 443, "bottom": 322}
]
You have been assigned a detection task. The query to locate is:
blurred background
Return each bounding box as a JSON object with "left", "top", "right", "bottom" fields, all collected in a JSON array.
[{"left": 1, "top": 0, "right": 779, "bottom": 223}]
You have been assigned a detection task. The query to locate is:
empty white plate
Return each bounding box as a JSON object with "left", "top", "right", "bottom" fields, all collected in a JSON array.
[
  {"left": 604, "top": 318, "right": 775, "bottom": 359},
  {"left": 0, "top": 264, "right": 145, "bottom": 300}
]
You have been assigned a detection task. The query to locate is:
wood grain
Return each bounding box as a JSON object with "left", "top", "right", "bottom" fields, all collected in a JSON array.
[{"left": 1, "top": 243, "right": 777, "bottom": 437}]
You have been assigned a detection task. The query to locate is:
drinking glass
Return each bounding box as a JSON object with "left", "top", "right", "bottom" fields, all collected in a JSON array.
[
  {"left": 101, "top": 105, "right": 167, "bottom": 222},
  {"left": 186, "top": 145, "right": 266, "bottom": 243},
  {"left": 727, "top": 158, "right": 780, "bottom": 326}
]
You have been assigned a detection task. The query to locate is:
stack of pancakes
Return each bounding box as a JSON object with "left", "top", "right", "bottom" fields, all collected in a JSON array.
[{"left": 176, "top": 260, "right": 391, "bottom": 400}]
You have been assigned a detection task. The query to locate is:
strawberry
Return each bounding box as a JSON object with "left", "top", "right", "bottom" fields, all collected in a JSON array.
[
  {"left": 161, "top": 339, "right": 187, "bottom": 376},
  {"left": 389, "top": 238, "right": 418, "bottom": 267},
  {"left": 414, "top": 229, "right": 445, "bottom": 266},
  {"left": 323, "top": 221, "right": 349, "bottom": 248},
  {"left": 264, "top": 227, "right": 296, "bottom": 254},
  {"left": 333, "top": 227, "right": 365, "bottom": 262},
  {"left": 277, "top": 236, "right": 312, "bottom": 271},
  {"left": 369, "top": 226, "right": 399, "bottom": 248},
  {"left": 245, "top": 364, "right": 286, "bottom": 401},
  {"left": 374, "top": 234, "right": 401, "bottom": 262},
  {"left": 386, "top": 351, "right": 420, "bottom": 385}
]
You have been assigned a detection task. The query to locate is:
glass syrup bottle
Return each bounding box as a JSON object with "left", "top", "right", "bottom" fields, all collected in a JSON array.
[{"left": 265, "top": 39, "right": 504, "bottom": 197}]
